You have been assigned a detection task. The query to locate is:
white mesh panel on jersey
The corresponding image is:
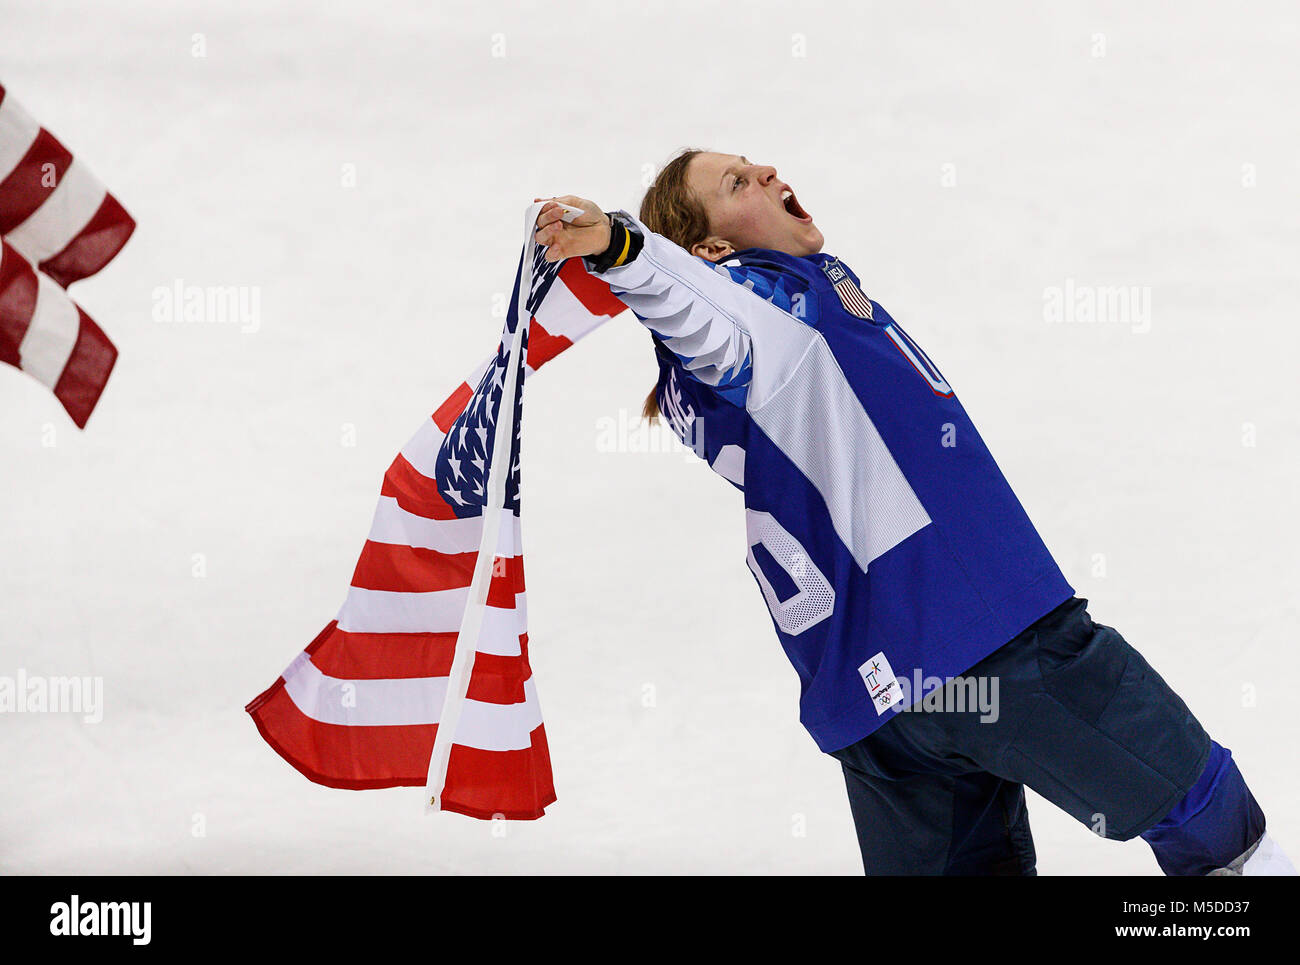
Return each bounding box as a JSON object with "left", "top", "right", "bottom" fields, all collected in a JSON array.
[
  {"left": 745, "top": 509, "right": 835, "bottom": 636},
  {"left": 749, "top": 334, "right": 931, "bottom": 573}
]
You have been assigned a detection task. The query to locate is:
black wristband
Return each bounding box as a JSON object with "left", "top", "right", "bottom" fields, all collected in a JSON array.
[{"left": 587, "top": 211, "right": 643, "bottom": 273}]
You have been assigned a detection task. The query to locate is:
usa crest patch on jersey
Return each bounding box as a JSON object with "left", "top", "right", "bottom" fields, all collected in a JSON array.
[{"left": 821, "top": 258, "right": 874, "bottom": 320}]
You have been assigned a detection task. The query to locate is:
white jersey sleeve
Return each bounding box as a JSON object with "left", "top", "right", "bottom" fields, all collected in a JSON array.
[{"left": 584, "top": 211, "right": 758, "bottom": 395}]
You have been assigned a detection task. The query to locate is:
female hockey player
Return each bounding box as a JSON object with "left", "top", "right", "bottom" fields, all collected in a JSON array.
[{"left": 531, "top": 150, "right": 1295, "bottom": 876}]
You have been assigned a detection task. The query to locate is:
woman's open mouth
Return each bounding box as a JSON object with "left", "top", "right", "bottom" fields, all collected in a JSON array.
[{"left": 781, "top": 187, "right": 813, "bottom": 223}]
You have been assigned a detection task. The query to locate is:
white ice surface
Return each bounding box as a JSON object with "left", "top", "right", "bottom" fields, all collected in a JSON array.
[{"left": 1, "top": 0, "right": 1297, "bottom": 874}]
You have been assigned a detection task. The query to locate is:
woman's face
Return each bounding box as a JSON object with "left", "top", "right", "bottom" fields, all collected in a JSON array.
[{"left": 684, "top": 152, "right": 824, "bottom": 260}]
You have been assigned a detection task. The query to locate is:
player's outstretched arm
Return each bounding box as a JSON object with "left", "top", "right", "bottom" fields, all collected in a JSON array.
[{"left": 533, "top": 195, "right": 754, "bottom": 394}]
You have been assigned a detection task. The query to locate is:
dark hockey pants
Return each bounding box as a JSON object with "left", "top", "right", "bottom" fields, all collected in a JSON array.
[{"left": 829, "top": 597, "right": 1266, "bottom": 875}]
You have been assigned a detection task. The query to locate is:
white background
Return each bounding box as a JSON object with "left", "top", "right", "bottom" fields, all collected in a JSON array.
[{"left": 2, "top": 0, "right": 1296, "bottom": 874}]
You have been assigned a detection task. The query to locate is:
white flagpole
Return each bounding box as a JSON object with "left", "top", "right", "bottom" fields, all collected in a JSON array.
[{"left": 425, "top": 203, "right": 543, "bottom": 812}]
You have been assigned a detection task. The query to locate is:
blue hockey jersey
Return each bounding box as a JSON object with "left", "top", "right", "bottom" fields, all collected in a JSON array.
[{"left": 590, "top": 213, "right": 1074, "bottom": 752}]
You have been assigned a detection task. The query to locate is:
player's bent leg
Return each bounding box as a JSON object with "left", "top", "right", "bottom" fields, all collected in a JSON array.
[
  {"left": 1141, "top": 740, "right": 1295, "bottom": 876},
  {"left": 973, "top": 600, "right": 1293, "bottom": 873},
  {"left": 986, "top": 602, "right": 1214, "bottom": 848},
  {"left": 833, "top": 597, "right": 1290, "bottom": 874}
]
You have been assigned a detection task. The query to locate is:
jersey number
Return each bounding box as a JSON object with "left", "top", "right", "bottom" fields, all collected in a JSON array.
[{"left": 745, "top": 510, "right": 835, "bottom": 636}]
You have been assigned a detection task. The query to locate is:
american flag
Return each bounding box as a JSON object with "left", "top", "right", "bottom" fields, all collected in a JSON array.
[
  {"left": 0, "top": 82, "right": 134, "bottom": 427},
  {"left": 246, "top": 205, "right": 628, "bottom": 819}
]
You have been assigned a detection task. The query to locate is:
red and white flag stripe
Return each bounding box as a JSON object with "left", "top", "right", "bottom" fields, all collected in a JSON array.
[
  {"left": 1, "top": 83, "right": 134, "bottom": 427},
  {"left": 0, "top": 239, "right": 117, "bottom": 427},
  {"left": 0, "top": 84, "right": 136, "bottom": 288}
]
